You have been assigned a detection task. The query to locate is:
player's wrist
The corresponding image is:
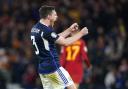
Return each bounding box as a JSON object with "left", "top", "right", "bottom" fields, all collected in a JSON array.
[
  {"left": 68, "top": 27, "right": 72, "bottom": 32},
  {"left": 79, "top": 31, "right": 85, "bottom": 36}
]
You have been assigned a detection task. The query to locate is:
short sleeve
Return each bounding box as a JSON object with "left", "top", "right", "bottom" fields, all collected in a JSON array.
[{"left": 42, "top": 30, "right": 59, "bottom": 42}]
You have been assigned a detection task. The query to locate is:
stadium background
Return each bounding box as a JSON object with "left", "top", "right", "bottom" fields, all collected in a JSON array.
[{"left": 0, "top": 0, "right": 128, "bottom": 89}]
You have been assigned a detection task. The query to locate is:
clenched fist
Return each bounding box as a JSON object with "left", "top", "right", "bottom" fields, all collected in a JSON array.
[
  {"left": 80, "top": 27, "right": 88, "bottom": 35},
  {"left": 69, "top": 23, "right": 79, "bottom": 32}
]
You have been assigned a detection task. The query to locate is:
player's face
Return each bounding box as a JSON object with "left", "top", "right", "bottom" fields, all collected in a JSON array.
[{"left": 49, "top": 10, "right": 58, "bottom": 22}]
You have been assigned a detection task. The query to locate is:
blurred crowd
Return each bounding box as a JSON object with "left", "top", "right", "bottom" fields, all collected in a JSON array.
[{"left": 0, "top": 0, "right": 128, "bottom": 89}]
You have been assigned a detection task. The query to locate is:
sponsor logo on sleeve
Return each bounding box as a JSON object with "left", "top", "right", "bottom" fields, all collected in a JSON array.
[{"left": 51, "top": 32, "right": 57, "bottom": 38}]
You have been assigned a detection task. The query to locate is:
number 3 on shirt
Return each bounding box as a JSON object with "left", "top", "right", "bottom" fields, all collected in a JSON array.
[
  {"left": 66, "top": 45, "right": 80, "bottom": 61},
  {"left": 31, "top": 36, "right": 39, "bottom": 55}
]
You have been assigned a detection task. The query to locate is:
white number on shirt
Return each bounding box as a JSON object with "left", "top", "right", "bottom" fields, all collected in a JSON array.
[{"left": 31, "top": 36, "right": 39, "bottom": 55}]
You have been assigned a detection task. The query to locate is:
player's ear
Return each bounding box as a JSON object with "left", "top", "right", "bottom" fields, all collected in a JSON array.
[
  {"left": 47, "top": 14, "right": 51, "bottom": 20},
  {"left": 47, "top": 15, "right": 50, "bottom": 19}
]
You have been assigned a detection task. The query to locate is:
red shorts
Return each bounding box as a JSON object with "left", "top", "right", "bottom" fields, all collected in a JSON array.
[{"left": 68, "top": 70, "right": 83, "bottom": 83}]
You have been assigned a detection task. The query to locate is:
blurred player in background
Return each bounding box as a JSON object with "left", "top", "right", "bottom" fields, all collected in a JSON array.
[
  {"left": 30, "top": 5, "right": 89, "bottom": 89},
  {"left": 60, "top": 30, "right": 91, "bottom": 88}
]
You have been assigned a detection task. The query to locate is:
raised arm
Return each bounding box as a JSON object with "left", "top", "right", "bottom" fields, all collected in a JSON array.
[
  {"left": 56, "top": 27, "right": 88, "bottom": 46},
  {"left": 58, "top": 23, "right": 78, "bottom": 38}
]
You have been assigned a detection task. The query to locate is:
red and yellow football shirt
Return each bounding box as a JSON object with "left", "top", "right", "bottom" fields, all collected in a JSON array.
[{"left": 60, "top": 39, "right": 90, "bottom": 83}]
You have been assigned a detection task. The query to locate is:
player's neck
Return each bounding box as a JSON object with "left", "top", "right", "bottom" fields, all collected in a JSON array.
[{"left": 40, "top": 19, "right": 50, "bottom": 27}]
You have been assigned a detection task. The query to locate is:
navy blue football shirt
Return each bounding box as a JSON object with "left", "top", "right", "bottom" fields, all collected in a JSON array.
[{"left": 30, "top": 22, "right": 60, "bottom": 74}]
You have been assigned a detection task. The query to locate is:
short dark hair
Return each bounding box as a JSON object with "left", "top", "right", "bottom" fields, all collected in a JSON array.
[{"left": 39, "top": 5, "right": 55, "bottom": 19}]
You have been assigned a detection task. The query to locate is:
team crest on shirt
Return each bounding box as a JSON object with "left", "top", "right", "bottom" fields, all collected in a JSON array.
[{"left": 51, "top": 32, "right": 57, "bottom": 38}]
